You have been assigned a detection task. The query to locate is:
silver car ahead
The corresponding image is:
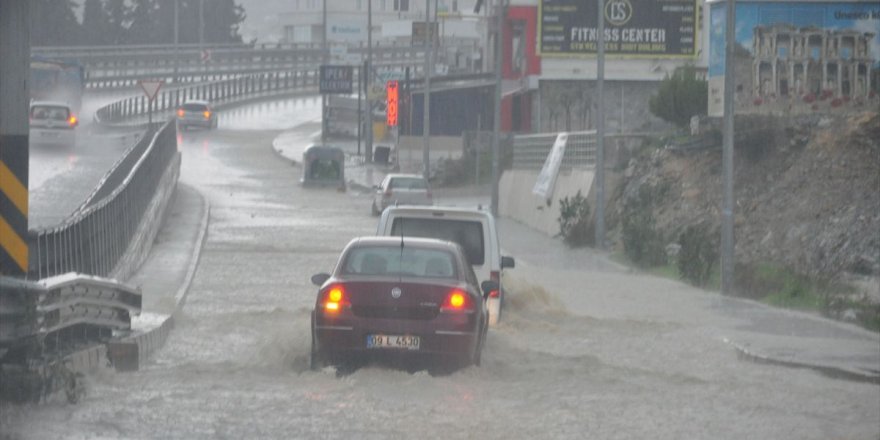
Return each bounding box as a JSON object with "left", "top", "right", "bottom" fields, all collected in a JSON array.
[
  {"left": 371, "top": 173, "right": 433, "bottom": 216},
  {"left": 176, "top": 100, "right": 217, "bottom": 130}
]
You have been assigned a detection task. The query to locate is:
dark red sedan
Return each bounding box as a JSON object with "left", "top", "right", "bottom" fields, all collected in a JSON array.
[{"left": 309, "top": 236, "right": 496, "bottom": 371}]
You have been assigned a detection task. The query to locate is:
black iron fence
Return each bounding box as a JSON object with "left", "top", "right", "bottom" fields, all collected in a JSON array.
[
  {"left": 27, "top": 121, "right": 179, "bottom": 280},
  {"left": 94, "top": 71, "right": 318, "bottom": 124}
]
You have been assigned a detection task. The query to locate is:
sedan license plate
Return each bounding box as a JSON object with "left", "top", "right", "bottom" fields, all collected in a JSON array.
[{"left": 366, "top": 334, "right": 420, "bottom": 350}]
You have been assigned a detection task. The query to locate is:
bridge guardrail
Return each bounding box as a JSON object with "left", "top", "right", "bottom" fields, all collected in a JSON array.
[
  {"left": 28, "top": 121, "right": 179, "bottom": 280},
  {"left": 34, "top": 42, "right": 478, "bottom": 89},
  {"left": 94, "top": 70, "right": 319, "bottom": 124},
  {"left": 0, "top": 274, "right": 142, "bottom": 356}
]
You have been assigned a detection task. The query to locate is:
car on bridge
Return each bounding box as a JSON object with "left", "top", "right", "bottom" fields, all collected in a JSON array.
[
  {"left": 309, "top": 236, "right": 494, "bottom": 372},
  {"left": 29, "top": 101, "right": 78, "bottom": 148},
  {"left": 176, "top": 100, "right": 217, "bottom": 130}
]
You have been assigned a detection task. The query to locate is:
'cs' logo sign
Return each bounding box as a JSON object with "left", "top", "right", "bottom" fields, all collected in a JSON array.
[{"left": 605, "top": 0, "right": 632, "bottom": 26}]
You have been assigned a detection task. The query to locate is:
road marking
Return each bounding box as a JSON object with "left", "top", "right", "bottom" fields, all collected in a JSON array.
[
  {"left": 0, "top": 215, "right": 28, "bottom": 271},
  {"left": 0, "top": 160, "right": 28, "bottom": 215}
]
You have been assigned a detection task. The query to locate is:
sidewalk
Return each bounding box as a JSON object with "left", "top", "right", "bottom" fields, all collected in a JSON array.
[{"left": 112, "top": 182, "right": 209, "bottom": 371}]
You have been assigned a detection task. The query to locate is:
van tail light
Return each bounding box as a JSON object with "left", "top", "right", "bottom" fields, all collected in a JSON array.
[
  {"left": 203, "top": 111, "right": 211, "bottom": 119},
  {"left": 426, "top": 189, "right": 433, "bottom": 199},
  {"left": 320, "top": 284, "right": 349, "bottom": 314},
  {"left": 488, "top": 271, "right": 500, "bottom": 298},
  {"left": 441, "top": 290, "right": 473, "bottom": 312},
  {"left": 383, "top": 188, "right": 392, "bottom": 199},
  {"left": 68, "top": 115, "right": 78, "bottom": 127},
  {"left": 177, "top": 109, "right": 185, "bottom": 118}
]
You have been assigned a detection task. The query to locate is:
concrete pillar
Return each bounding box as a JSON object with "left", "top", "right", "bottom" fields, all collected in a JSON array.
[
  {"left": 0, "top": 0, "right": 30, "bottom": 276},
  {"left": 772, "top": 60, "right": 777, "bottom": 95}
]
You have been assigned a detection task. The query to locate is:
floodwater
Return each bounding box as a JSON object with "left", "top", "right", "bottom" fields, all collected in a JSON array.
[{"left": 4, "top": 97, "right": 878, "bottom": 440}]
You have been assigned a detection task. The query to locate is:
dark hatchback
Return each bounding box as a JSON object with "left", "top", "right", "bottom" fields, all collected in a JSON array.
[{"left": 309, "top": 236, "right": 496, "bottom": 371}]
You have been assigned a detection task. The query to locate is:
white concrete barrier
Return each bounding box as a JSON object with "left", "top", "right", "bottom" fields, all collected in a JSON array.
[{"left": 499, "top": 168, "right": 595, "bottom": 237}]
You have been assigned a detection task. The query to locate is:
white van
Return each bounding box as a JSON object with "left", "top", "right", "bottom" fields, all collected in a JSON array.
[
  {"left": 376, "top": 206, "right": 515, "bottom": 326},
  {"left": 29, "top": 101, "right": 78, "bottom": 147}
]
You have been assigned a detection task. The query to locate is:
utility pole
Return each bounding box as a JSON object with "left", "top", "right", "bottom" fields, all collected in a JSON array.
[
  {"left": 0, "top": 0, "right": 30, "bottom": 276},
  {"left": 595, "top": 0, "right": 606, "bottom": 249},
  {"left": 173, "top": 0, "right": 179, "bottom": 83},
  {"left": 199, "top": 0, "right": 205, "bottom": 77},
  {"left": 366, "top": 0, "right": 373, "bottom": 162},
  {"left": 199, "top": 0, "right": 204, "bottom": 50},
  {"left": 721, "top": 0, "right": 736, "bottom": 295},
  {"left": 490, "top": 0, "right": 504, "bottom": 216},
  {"left": 322, "top": 0, "right": 328, "bottom": 143},
  {"left": 422, "top": 0, "right": 434, "bottom": 179}
]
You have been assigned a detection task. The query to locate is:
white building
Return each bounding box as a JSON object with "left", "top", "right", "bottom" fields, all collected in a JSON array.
[{"left": 278, "top": 0, "right": 485, "bottom": 45}]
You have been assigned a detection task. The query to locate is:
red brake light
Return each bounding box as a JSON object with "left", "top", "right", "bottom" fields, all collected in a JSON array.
[
  {"left": 441, "top": 290, "right": 472, "bottom": 312},
  {"left": 489, "top": 271, "right": 500, "bottom": 298},
  {"left": 321, "top": 284, "right": 348, "bottom": 313},
  {"left": 177, "top": 109, "right": 185, "bottom": 118}
]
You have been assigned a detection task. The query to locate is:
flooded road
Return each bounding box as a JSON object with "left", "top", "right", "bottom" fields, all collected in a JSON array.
[{"left": 5, "top": 98, "right": 878, "bottom": 440}]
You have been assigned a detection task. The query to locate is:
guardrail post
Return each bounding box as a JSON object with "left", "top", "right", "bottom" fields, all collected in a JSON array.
[{"left": 76, "top": 221, "right": 83, "bottom": 273}]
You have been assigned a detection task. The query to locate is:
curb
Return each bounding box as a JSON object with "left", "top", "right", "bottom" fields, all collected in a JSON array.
[
  {"left": 108, "top": 183, "right": 211, "bottom": 372},
  {"left": 724, "top": 338, "right": 880, "bottom": 385}
]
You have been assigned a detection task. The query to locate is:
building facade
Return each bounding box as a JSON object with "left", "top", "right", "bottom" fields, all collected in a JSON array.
[{"left": 748, "top": 24, "right": 876, "bottom": 103}]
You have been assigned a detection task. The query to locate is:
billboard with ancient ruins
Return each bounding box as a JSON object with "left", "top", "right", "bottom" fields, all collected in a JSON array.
[{"left": 708, "top": 1, "right": 879, "bottom": 115}]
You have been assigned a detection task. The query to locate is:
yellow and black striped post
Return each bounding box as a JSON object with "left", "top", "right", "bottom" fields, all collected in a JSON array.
[{"left": 0, "top": 0, "right": 30, "bottom": 276}]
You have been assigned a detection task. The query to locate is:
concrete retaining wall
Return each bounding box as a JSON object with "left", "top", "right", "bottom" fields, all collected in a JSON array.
[{"left": 499, "top": 168, "right": 595, "bottom": 237}]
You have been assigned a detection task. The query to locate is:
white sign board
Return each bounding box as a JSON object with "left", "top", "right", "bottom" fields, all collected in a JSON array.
[
  {"left": 532, "top": 133, "right": 569, "bottom": 200},
  {"left": 139, "top": 80, "right": 164, "bottom": 101},
  {"left": 330, "top": 45, "right": 348, "bottom": 58},
  {"left": 367, "top": 84, "right": 386, "bottom": 101},
  {"left": 377, "top": 71, "right": 406, "bottom": 84}
]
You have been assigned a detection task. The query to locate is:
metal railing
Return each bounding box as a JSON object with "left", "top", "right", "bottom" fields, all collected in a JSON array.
[
  {"left": 27, "top": 121, "right": 179, "bottom": 279},
  {"left": 34, "top": 41, "right": 480, "bottom": 89},
  {"left": 94, "top": 70, "right": 319, "bottom": 124},
  {"left": 0, "top": 275, "right": 142, "bottom": 357},
  {"left": 512, "top": 131, "right": 598, "bottom": 170}
]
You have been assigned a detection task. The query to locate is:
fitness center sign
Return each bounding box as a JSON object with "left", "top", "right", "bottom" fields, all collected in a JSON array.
[{"left": 539, "top": 0, "right": 699, "bottom": 57}]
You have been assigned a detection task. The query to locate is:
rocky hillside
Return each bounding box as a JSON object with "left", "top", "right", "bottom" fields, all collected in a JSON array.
[{"left": 608, "top": 112, "right": 879, "bottom": 301}]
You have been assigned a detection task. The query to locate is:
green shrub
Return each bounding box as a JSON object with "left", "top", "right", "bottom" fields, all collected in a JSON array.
[
  {"left": 677, "top": 223, "right": 718, "bottom": 287},
  {"left": 621, "top": 188, "right": 666, "bottom": 268},
  {"left": 557, "top": 190, "right": 592, "bottom": 247},
  {"left": 648, "top": 65, "right": 708, "bottom": 128}
]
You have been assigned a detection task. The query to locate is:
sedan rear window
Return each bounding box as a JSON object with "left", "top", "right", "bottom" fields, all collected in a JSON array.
[
  {"left": 389, "top": 177, "right": 428, "bottom": 190},
  {"left": 342, "top": 246, "right": 458, "bottom": 279},
  {"left": 390, "top": 219, "right": 484, "bottom": 265},
  {"left": 31, "top": 105, "right": 70, "bottom": 121},
  {"left": 182, "top": 103, "right": 209, "bottom": 111}
]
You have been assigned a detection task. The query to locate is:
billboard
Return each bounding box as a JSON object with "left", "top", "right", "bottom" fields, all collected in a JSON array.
[
  {"left": 538, "top": 0, "right": 699, "bottom": 58},
  {"left": 319, "top": 65, "right": 354, "bottom": 94},
  {"left": 708, "top": 1, "right": 880, "bottom": 115}
]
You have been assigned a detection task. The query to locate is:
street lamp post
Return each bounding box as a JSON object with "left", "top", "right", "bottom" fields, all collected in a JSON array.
[
  {"left": 595, "top": 0, "right": 606, "bottom": 249},
  {"left": 322, "top": 0, "right": 328, "bottom": 143},
  {"left": 366, "top": 0, "right": 373, "bottom": 162},
  {"left": 490, "top": 0, "right": 504, "bottom": 216},
  {"left": 173, "top": 0, "right": 179, "bottom": 83},
  {"left": 422, "top": 0, "right": 434, "bottom": 179},
  {"left": 721, "top": 0, "right": 736, "bottom": 295}
]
